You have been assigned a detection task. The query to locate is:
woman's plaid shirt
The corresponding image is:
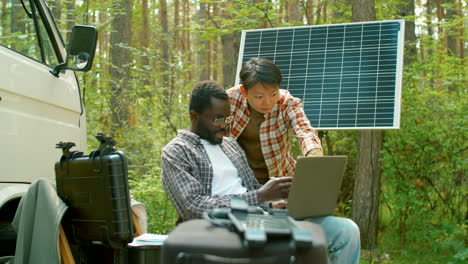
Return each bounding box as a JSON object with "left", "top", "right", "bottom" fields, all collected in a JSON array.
[
  {"left": 227, "top": 86, "right": 322, "bottom": 178},
  {"left": 161, "top": 130, "right": 262, "bottom": 220}
]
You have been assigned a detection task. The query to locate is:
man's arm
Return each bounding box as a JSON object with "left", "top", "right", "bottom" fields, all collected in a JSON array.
[
  {"left": 161, "top": 144, "right": 260, "bottom": 220},
  {"left": 285, "top": 97, "right": 323, "bottom": 156}
]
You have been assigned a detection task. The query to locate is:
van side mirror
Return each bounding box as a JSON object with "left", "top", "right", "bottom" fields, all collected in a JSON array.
[{"left": 50, "top": 25, "right": 98, "bottom": 77}]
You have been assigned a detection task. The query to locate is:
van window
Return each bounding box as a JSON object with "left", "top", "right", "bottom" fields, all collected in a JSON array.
[{"left": 0, "top": 0, "right": 58, "bottom": 66}]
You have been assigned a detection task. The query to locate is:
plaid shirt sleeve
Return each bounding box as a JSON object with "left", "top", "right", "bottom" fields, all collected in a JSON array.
[
  {"left": 283, "top": 96, "right": 322, "bottom": 155},
  {"left": 161, "top": 138, "right": 260, "bottom": 220}
]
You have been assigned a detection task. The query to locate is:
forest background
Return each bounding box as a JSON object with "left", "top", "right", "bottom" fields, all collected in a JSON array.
[{"left": 39, "top": 0, "right": 467, "bottom": 263}]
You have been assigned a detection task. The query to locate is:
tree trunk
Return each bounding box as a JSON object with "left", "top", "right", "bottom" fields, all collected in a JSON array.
[
  {"left": 185, "top": 0, "right": 193, "bottom": 80},
  {"left": 110, "top": 0, "right": 132, "bottom": 134},
  {"left": 435, "top": 0, "right": 444, "bottom": 39},
  {"left": 322, "top": 1, "right": 327, "bottom": 23},
  {"left": 221, "top": 33, "right": 240, "bottom": 87},
  {"left": 140, "top": 0, "right": 151, "bottom": 95},
  {"left": 304, "top": 0, "right": 314, "bottom": 25},
  {"left": 445, "top": 0, "right": 457, "bottom": 56},
  {"left": 198, "top": 1, "right": 207, "bottom": 80},
  {"left": 397, "top": 0, "right": 417, "bottom": 65},
  {"left": 426, "top": 0, "right": 434, "bottom": 57},
  {"left": 315, "top": 1, "right": 321, "bottom": 24},
  {"left": 220, "top": 1, "right": 240, "bottom": 87},
  {"left": 50, "top": 0, "right": 62, "bottom": 25},
  {"left": 142, "top": 0, "right": 149, "bottom": 50},
  {"left": 350, "top": 0, "right": 380, "bottom": 250},
  {"left": 212, "top": 3, "right": 219, "bottom": 81},
  {"left": 65, "top": 0, "right": 76, "bottom": 43},
  {"left": 1, "top": 0, "right": 8, "bottom": 36},
  {"left": 288, "top": 0, "right": 302, "bottom": 23},
  {"left": 10, "top": 0, "right": 25, "bottom": 33},
  {"left": 457, "top": 0, "right": 464, "bottom": 61},
  {"left": 173, "top": 0, "right": 180, "bottom": 51},
  {"left": 277, "top": 0, "right": 284, "bottom": 25},
  {"left": 353, "top": 131, "right": 382, "bottom": 249},
  {"left": 159, "top": 0, "right": 170, "bottom": 87},
  {"left": 351, "top": 0, "right": 376, "bottom": 21}
]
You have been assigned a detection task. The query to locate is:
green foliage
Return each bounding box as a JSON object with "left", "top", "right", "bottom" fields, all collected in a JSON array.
[
  {"left": 379, "top": 45, "right": 467, "bottom": 260},
  {"left": 129, "top": 167, "right": 178, "bottom": 234},
  {"left": 42, "top": 0, "right": 468, "bottom": 257}
]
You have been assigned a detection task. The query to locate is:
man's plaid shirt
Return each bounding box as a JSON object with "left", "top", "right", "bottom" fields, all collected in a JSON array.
[
  {"left": 227, "top": 85, "right": 322, "bottom": 178},
  {"left": 161, "top": 130, "right": 262, "bottom": 220}
]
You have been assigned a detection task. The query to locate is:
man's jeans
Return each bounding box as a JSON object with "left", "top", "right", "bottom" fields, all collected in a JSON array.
[{"left": 306, "top": 216, "right": 361, "bottom": 264}]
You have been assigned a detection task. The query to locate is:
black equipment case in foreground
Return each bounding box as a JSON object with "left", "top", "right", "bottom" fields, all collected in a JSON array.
[
  {"left": 54, "top": 134, "right": 134, "bottom": 250},
  {"left": 161, "top": 219, "right": 328, "bottom": 264},
  {"left": 128, "top": 245, "right": 161, "bottom": 264}
]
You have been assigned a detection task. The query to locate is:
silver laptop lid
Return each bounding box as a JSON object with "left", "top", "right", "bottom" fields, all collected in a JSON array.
[{"left": 287, "top": 156, "right": 347, "bottom": 220}]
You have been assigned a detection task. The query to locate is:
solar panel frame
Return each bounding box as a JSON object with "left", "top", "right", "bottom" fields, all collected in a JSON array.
[{"left": 235, "top": 19, "right": 404, "bottom": 130}]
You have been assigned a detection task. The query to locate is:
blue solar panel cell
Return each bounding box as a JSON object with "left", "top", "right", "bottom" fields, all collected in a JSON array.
[{"left": 237, "top": 20, "right": 404, "bottom": 129}]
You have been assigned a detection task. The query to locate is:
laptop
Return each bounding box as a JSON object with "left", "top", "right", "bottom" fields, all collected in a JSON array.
[
  {"left": 287, "top": 156, "right": 347, "bottom": 220},
  {"left": 227, "top": 156, "right": 347, "bottom": 235}
]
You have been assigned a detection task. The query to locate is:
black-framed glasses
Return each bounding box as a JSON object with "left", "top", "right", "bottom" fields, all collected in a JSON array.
[{"left": 213, "top": 115, "right": 234, "bottom": 126}]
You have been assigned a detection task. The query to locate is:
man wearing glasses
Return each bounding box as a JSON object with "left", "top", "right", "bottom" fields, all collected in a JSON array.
[
  {"left": 161, "top": 80, "right": 292, "bottom": 221},
  {"left": 161, "top": 80, "right": 360, "bottom": 264}
]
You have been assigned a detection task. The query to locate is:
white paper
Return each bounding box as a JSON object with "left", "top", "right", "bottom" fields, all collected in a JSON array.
[{"left": 128, "top": 233, "right": 168, "bottom": 247}]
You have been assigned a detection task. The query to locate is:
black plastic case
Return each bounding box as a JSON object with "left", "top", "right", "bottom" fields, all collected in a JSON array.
[
  {"left": 55, "top": 134, "right": 134, "bottom": 249},
  {"left": 128, "top": 245, "right": 161, "bottom": 264},
  {"left": 161, "top": 219, "right": 328, "bottom": 264}
]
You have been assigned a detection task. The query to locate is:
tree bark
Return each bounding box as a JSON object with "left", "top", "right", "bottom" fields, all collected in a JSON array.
[
  {"left": 350, "top": 0, "right": 380, "bottom": 250},
  {"left": 353, "top": 130, "right": 382, "bottom": 249},
  {"left": 212, "top": 3, "right": 219, "bottom": 81},
  {"left": 50, "top": 0, "right": 62, "bottom": 25},
  {"left": 426, "top": 0, "right": 434, "bottom": 57},
  {"left": 322, "top": 1, "right": 327, "bottom": 23},
  {"left": 304, "top": 0, "right": 314, "bottom": 25},
  {"left": 110, "top": 0, "right": 133, "bottom": 134},
  {"left": 65, "top": 0, "right": 76, "bottom": 43},
  {"left": 159, "top": 0, "right": 170, "bottom": 87},
  {"left": 351, "top": 0, "right": 376, "bottom": 22},
  {"left": 288, "top": 0, "right": 302, "bottom": 23},
  {"left": 141, "top": 0, "right": 149, "bottom": 50},
  {"left": 435, "top": 0, "right": 444, "bottom": 39},
  {"left": 457, "top": 0, "right": 464, "bottom": 61},
  {"left": 221, "top": 33, "right": 240, "bottom": 87},
  {"left": 397, "top": 0, "right": 417, "bottom": 65},
  {"left": 1, "top": 0, "right": 8, "bottom": 36},
  {"left": 220, "top": 1, "right": 240, "bottom": 87},
  {"left": 173, "top": 0, "right": 180, "bottom": 51},
  {"left": 198, "top": 1, "right": 207, "bottom": 80},
  {"left": 445, "top": 0, "right": 457, "bottom": 56}
]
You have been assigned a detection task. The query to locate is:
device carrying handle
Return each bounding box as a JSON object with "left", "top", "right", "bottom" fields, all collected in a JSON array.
[
  {"left": 55, "top": 142, "right": 83, "bottom": 171},
  {"left": 202, "top": 209, "right": 234, "bottom": 230},
  {"left": 90, "top": 133, "right": 117, "bottom": 158},
  {"left": 175, "top": 252, "right": 289, "bottom": 264}
]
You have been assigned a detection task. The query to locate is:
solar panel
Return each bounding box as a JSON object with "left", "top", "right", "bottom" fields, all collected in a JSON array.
[{"left": 235, "top": 20, "right": 404, "bottom": 130}]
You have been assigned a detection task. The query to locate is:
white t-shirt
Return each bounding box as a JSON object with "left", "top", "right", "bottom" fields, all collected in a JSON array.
[{"left": 201, "top": 139, "right": 248, "bottom": 196}]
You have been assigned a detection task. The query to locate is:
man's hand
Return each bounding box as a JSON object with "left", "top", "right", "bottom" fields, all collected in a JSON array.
[
  {"left": 257, "top": 176, "right": 293, "bottom": 203},
  {"left": 272, "top": 199, "right": 288, "bottom": 209}
]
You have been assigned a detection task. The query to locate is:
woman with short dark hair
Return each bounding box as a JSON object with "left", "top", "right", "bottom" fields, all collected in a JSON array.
[{"left": 227, "top": 58, "right": 323, "bottom": 185}]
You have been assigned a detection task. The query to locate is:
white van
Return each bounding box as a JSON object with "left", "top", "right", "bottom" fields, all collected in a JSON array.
[{"left": 0, "top": 0, "right": 97, "bottom": 255}]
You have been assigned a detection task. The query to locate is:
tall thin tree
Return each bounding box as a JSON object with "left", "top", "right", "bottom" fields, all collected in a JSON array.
[
  {"left": 350, "top": 0, "right": 381, "bottom": 251},
  {"left": 110, "top": 0, "right": 133, "bottom": 134},
  {"left": 397, "top": 0, "right": 417, "bottom": 65}
]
